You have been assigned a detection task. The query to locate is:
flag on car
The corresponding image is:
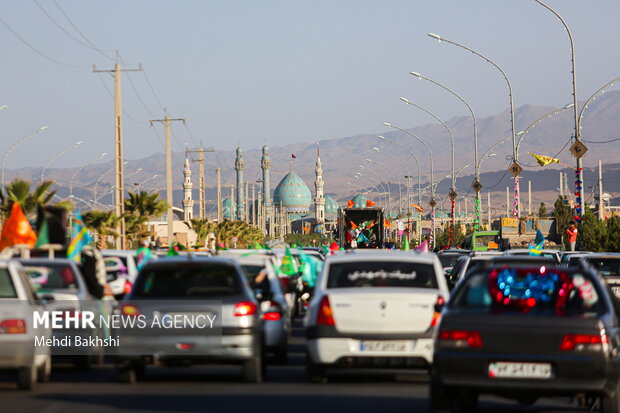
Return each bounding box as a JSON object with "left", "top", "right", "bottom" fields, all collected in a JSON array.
[
  {"left": 166, "top": 243, "right": 179, "bottom": 256},
  {"left": 410, "top": 203, "right": 424, "bottom": 213},
  {"left": 401, "top": 237, "right": 410, "bottom": 251},
  {"left": 366, "top": 200, "right": 375, "bottom": 207},
  {"left": 67, "top": 211, "right": 92, "bottom": 261},
  {"left": 0, "top": 202, "right": 37, "bottom": 250},
  {"left": 529, "top": 229, "right": 545, "bottom": 256},
  {"left": 529, "top": 153, "right": 560, "bottom": 167},
  {"left": 347, "top": 199, "right": 355, "bottom": 208},
  {"left": 416, "top": 240, "right": 429, "bottom": 253},
  {"left": 279, "top": 247, "right": 297, "bottom": 276},
  {"left": 34, "top": 218, "right": 50, "bottom": 248}
]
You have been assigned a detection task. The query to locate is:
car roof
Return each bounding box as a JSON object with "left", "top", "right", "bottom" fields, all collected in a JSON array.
[
  {"left": 143, "top": 256, "right": 236, "bottom": 265},
  {"left": 19, "top": 258, "right": 77, "bottom": 265},
  {"left": 325, "top": 250, "right": 438, "bottom": 264},
  {"left": 586, "top": 253, "right": 620, "bottom": 258}
]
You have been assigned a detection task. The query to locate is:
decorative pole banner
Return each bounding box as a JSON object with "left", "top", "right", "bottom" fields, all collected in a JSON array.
[
  {"left": 574, "top": 168, "right": 583, "bottom": 223},
  {"left": 474, "top": 196, "right": 481, "bottom": 230},
  {"left": 448, "top": 199, "right": 455, "bottom": 248},
  {"left": 513, "top": 176, "right": 520, "bottom": 217},
  {"left": 430, "top": 207, "right": 435, "bottom": 249}
]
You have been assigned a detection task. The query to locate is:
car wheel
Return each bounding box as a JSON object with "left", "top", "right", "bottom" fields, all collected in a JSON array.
[
  {"left": 243, "top": 356, "right": 263, "bottom": 383},
  {"left": 37, "top": 356, "right": 52, "bottom": 383},
  {"left": 305, "top": 357, "right": 327, "bottom": 384},
  {"left": 429, "top": 378, "right": 455, "bottom": 413},
  {"left": 17, "top": 364, "right": 37, "bottom": 390},
  {"left": 601, "top": 381, "right": 620, "bottom": 413},
  {"left": 116, "top": 367, "right": 137, "bottom": 384}
]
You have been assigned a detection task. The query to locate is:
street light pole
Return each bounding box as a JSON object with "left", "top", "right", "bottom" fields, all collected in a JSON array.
[
  {"left": 41, "top": 140, "right": 84, "bottom": 182},
  {"left": 359, "top": 164, "right": 392, "bottom": 215},
  {"left": 366, "top": 158, "right": 403, "bottom": 216},
  {"left": 1, "top": 126, "right": 48, "bottom": 190},
  {"left": 428, "top": 33, "right": 519, "bottom": 218},
  {"left": 532, "top": 0, "right": 582, "bottom": 221},
  {"left": 377, "top": 136, "right": 422, "bottom": 213},
  {"left": 410, "top": 71, "right": 481, "bottom": 230},
  {"left": 70, "top": 152, "right": 108, "bottom": 201}
]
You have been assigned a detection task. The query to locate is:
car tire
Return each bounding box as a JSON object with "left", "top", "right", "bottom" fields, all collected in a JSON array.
[
  {"left": 37, "top": 356, "right": 52, "bottom": 383},
  {"left": 243, "top": 356, "right": 263, "bottom": 384},
  {"left": 116, "top": 367, "right": 137, "bottom": 384},
  {"left": 305, "top": 357, "right": 327, "bottom": 384},
  {"left": 429, "top": 377, "right": 455, "bottom": 413},
  {"left": 601, "top": 382, "right": 620, "bottom": 413},
  {"left": 17, "top": 364, "right": 37, "bottom": 390}
]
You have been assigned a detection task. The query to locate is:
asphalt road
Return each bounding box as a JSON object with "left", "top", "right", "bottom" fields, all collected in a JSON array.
[{"left": 2, "top": 321, "right": 590, "bottom": 413}]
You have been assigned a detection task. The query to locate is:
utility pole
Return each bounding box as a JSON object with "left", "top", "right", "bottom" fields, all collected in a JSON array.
[
  {"left": 149, "top": 114, "right": 185, "bottom": 246},
  {"left": 188, "top": 145, "right": 215, "bottom": 219},
  {"left": 216, "top": 168, "right": 222, "bottom": 222},
  {"left": 245, "top": 182, "right": 249, "bottom": 222},
  {"left": 560, "top": 172, "right": 564, "bottom": 198},
  {"left": 93, "top": 53, "right": 142, "bottom": 249},
  {"left": 251, "top": 184, "right": 256, "bottom": 226},
  {"left": 598, "top": 160, "right": 605, "bottom": 220},
  {"left": 528, "top": 181, "right": 532, "bottom": 216},
  {"left": 505, "top": 187, "right": 509, "bottom": 217},
  {"left": 487, "top": 192, "right": 491, "bottom": 229}
]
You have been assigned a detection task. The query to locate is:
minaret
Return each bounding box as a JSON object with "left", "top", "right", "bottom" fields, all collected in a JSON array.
[
  {"left": 261, "top": 145, "right": 272, "bottom": 220},
  {"left": 235, "top": 147, "right": 246, "bottom": 221},
  {"left": 182, "top": 156, "right": 194, "bottom": 221},
  {"left": 314, "top": 143, "right": 325, "bottom": 228}
]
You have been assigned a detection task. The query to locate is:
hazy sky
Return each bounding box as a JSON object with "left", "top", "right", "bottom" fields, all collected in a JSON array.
[{"left": 2, "top": 0, "right": 619, "bottom": 169}]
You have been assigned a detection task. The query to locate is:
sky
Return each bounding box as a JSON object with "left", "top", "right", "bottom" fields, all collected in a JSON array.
[{"left": 1, "top": 0, "right": 619, "bottom": 169}]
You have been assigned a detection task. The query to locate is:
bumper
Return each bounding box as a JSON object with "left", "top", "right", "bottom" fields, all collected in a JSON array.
[
  {"left": 307, "top": 337, "right": 433, "bottom": 367},
  {"left": 264, "top": 319, "right": 288, "bottom": 348}
]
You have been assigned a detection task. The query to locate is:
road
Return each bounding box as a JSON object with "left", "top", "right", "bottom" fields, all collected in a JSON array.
[{"left": 3, "top": 321, "right": 589, "bottom": 413}]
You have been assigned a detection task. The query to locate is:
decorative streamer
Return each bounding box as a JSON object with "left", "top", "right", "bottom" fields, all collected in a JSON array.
[
  {"left": 430, "top": 207, "right": 435, "bottom": 249},
  {"left": 513, "top": 176, "right": 520, "bottom": 217},
  {"left": 574, "top": 168, "right": 582, "bottom": 223},
  {"left": 448, "top": 199, "right": 455, "bottom": 248},
  {"left": 474, "top": 196, "right": 481, "bottom": 230}
]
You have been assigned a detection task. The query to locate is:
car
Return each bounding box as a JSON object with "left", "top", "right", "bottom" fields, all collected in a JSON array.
[
  {"left": 233, "top": 254, "right": 291, "bottom": 363},
  {"left": 437, "top": 249, "right": 471, "bottom": 280},
  {"left": 560, "top": 250, "right": 592, "bottom": 264},
  {"left": 19, "top": 258, "right": 114, "bottom": 370},
  {"left": 430, "top": 264, "right": 620, "bottom": 413},
  {"left": 504, "top": 249, "right": 561, "bottom": 265},
  {"left": 304, "top": 250, "right": 449, "bottom": 382},
  {"left": 447, "top": 252, "right": 527, "bottom": 290},
  {"left": 577, "top": 253, "right": 620, "bottom": 299},
  {"left": 115, "top": 256, "right": 265, "bottom": 383},
  {"left": 0, "top": 259, "right": 52, "bottom": 389}
]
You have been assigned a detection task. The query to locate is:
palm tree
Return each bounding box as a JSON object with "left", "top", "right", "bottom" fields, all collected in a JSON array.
[
  {"left": 124, "top": 191, "right": 168, "bottom": 244},
  {"left": 0, "top": 179, "right": 55, "bottom": 219},
  {"left": 185, "top": 218, "right": 217, "bottom": 248},
  {"left": 83, "top": 210, "right": 120, "bottom": 249}
]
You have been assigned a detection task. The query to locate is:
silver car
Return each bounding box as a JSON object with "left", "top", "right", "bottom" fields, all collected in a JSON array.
[
  {"left": 0, "top": 259, "right": 52, "bottom": 389},
  {"left": 116, "top": 256, "right": 265, "bottom": 383}
]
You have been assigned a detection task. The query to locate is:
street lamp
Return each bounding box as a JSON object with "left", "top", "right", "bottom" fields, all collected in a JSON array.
[
  {"left": 70, "top": 152, "right": 108, "bottom": 199},
  {"left": 356, "top": 172, "right": 386, "bottom": 208},
  {"left": 427, "top": 32, "right": 519, "bottom": 217},
  {"left": 366, "top": 158, "right": 403, "bottom": 216},
  {"left": 410, "top": 71, "right": 482, "bottom": 229},
  {"left": 383, "top": 122, "right": 436, "bottom": 248},
  {"left": 359, "top": 164, "right": 392, "bottom": 214},
  {"left": 532, "top": 0, "right": 582, "bottom": 220},
  {"left": 578, "top": 77, "right": 620, "bottom": 131},
  {"left": 41, "top": 140, "right": 84, "bottom": 182},
  {"left": 372, "top": 147, "right": 411, "bottom": 210},
  {"left": 93, "top": 161, "right": 128, "bottom": 207},
  {"left": 377, "top": 135, "right": 422, "bottom": 211},
  {"left": 1, "top": 126, "right": 48, "bottom": 189},
  {"left": 515, "top": 103, "right": 575, "bottom": 157}
]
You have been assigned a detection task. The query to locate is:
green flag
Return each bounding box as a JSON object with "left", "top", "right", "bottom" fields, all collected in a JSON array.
[
  {"left": 401, "top": 237, "right": 410, "bottom": 251},
  {"left": 34, "top": 218, "right": 50, "bottom": 248},
  {"left": 279, "top": 246, "right": 297, "bottom": 276},
  {"left": 167, "top": 243, "right": 179, "bottom": 256},
  {"left": 254, "top": 241, "right": 262, "bottom": 249}
]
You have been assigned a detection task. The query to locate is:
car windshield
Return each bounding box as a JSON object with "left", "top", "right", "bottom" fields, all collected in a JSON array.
[
  {"left": 438, "top": 254, "right": 461, "bottom": 269},
  {"left": 585, "top": 258, "right": 620, "bottom": 278},
  {"left": 451, "top": 267, "right": 607, "bottom": 317},
  {"left": 132, "top": 264, "right": 241, "bottom": 298},
  {"left": 23, "top": 263, "right": 80, "bottom": 292},
  {"left": 0, "top": 268, "right": 17, "bottom": 298},
  {"left": 327, "top": 261, "right": 438, "bottom": 289}
]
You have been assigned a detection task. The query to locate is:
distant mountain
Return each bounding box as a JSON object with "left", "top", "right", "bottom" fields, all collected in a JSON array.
[{"left": 5, "top": 91, "right": 620, "bottom": 213}]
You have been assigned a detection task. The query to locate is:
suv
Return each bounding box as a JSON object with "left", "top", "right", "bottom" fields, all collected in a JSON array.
[
  {"left": 0, "top": 259, "right": 52, "bottom": 389},
  {"left": 304, "top": 251, "right": 449, "bottom": 382},
  {"left": 115, "top": 256, "right": 265, "bottom": 383}
]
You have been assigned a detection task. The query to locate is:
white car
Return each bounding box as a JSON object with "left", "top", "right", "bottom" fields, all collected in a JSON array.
[
  {"left": 0, "top": 259, "right": 52, "bottom": 389},
  {"left": 304, "top": 251, "right": 449, "bottom": 382}
]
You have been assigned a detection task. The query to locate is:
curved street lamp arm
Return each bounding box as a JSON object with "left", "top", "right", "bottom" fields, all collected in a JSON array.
[
  {"left": 515, "top": 104, "right": 575, "bottom": 155},
  {"left": 578, "top": 77, "right": 620, "bottom": 128}
]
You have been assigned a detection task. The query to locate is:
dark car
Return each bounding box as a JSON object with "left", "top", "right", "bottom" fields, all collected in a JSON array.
[
  {"left": 430, "top": 265, "right": 620, "bottom": 412},
  {"left": 579, "top": 253, "right": 620, "bottom": 299}
]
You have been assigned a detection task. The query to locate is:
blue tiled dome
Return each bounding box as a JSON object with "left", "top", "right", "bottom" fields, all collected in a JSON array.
[
  {"left": 273, "top": 172, "right": 312, "bottom": 215},
  {"left": 325, "top": 195, "right": 339, "bottom": 217},
  {"left": 222, "top": 197, "right": 236, "bottom": 220},
  {"left": 351, "top": 194, "right": 368, "bottom": 208}
]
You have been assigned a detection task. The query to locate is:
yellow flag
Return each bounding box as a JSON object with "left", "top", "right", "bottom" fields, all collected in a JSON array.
[{"left": 529, "top": 152, "right": 559, "bottom": 167}]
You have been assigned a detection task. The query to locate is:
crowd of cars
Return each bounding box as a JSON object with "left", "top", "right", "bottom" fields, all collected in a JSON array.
[{"left": 1, "top": 243, "right": 620, "bottom": 412}]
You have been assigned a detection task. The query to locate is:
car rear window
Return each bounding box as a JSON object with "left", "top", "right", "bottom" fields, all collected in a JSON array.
[
  {"left": 327, "top": 261, "right": 438, "bottom": 289},
  {"left": 438, "top": 254, "right": 462, "bottom": 269},
  {"left": 242, "top": 265, "right": 272, "bottom": 294},
  {"left": 23, "top": 263, "right": 80, "bottom": 291},
  {"left": 585, "top": 258, "right": 620, "bottom": 278},
  {"left": 451, "top": 267, "right": 607, "bottom": 317},
  {"left": 0, "top": 268, "right": 17, "bottom": 298},
  {"left": 133, "top": 264, "right": 241, "bottom": 298}
]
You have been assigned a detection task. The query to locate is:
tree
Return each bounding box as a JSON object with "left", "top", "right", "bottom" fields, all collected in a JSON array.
[
  {"left": 185, "top": 218, "right": 217, "bottom": 247},
  {"left": 124, "top": 191, "right": 168, "bottom": 245},
  {"left": 579, "top": 206, "right": 608, "bottom": 252},
  {"left": 552, "top": 196, "right": 573, "bottom": 247},
  {"left": 0, "top": 179, "right": 55, "bottom": 219},
  {"left": 606, "top": 216, "right": 620, "bottom": 252},
  {"left": 83, "top": 210, "right": 121, "bottom": 249},
  {"left": 538, "top": 202, "right": 547, "bottom": 218}
]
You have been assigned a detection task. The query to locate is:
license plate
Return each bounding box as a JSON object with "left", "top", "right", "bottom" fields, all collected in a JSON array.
[
  {"left": 359, "top": 341, "right": 408, "bottom": 352},
  {"left": 611, "top": 286, "right": 620, "bottom": 297},
  {"left": 489, "top": 362, "right": 552, "bottom": 379}
]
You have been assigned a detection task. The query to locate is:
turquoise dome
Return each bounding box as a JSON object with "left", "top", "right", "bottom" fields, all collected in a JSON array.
[
  {"left": 351, "top": 194, "right": 368, "bottom": 208},
  {"left": 324, "top": 195, "right": 339, "bottom": 217},
  {"left": 273, "top": 172, "right": 312, "bottom": 218},
  {"left": 222, "top": 198, "right": 236, "bottom": 220}
]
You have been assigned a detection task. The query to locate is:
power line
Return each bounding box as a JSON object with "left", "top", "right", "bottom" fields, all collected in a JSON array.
[
  {"left": 142, "top": 70, "right": 166, "bottom": 110},
  {"left": 582, "top": 137, "right": 620, "bottom": 144},
  {"left": 117, "top": 53, "right": 157, "bottom": 118},
  {"left": 96, "top": 72, "right": 147, "bottom": 124},
  {"left": 0, "top": 15, "right": 87, "bottom": 68}
]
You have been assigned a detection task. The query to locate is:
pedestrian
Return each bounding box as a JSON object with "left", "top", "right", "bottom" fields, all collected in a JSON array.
[{"left": 566, "top": 220, "right": 578, "bottom": 251}]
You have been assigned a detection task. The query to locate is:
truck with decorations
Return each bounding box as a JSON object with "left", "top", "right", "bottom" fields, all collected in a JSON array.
[{"left": 337, "top": 207, "right": 385, "bottom": 249}]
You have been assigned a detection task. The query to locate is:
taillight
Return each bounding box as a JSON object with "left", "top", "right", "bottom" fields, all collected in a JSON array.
[
  {"left": 234, "top": 301, "right": 257, "bottom": 317},
  {"left": 123, "top": 280, "right": 133, "bottom": 295},
  {"left": 263, "top": 300, "right": 282, "bottom": 321},
  {"left": 438, "top": 330, "right": 483, "bottom": 348},
  {"left": 431, "top": 295, "right": 445, "bottom": 327},
  {"left": 317, "top": 295, "right": 335, "bottom": 326},
  {"left": 560, "top": 334, "right": 608, "bottom": 352},
  {"left": 0, "top": 319, "right": 26, "bottom": 334},
  {"left": 121, "top": 304, "right": 141, "bottom": 317}
]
